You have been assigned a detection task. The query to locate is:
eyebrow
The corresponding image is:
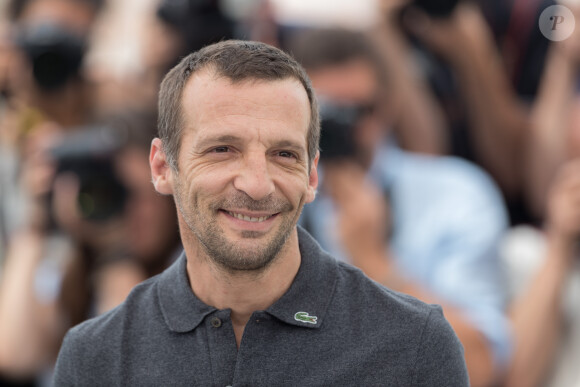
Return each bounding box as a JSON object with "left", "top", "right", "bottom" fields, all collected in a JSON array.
[{"left": 195, "top": 135, "right": 244, "bottom": 149}]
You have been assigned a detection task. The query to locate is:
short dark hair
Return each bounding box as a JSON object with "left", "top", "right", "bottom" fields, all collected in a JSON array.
[
  {"left": 288, "top": 28, "right": 388, "bottom": 88},
  {"left": 158, "top": 39, "right": 320, "bottom": 170}
]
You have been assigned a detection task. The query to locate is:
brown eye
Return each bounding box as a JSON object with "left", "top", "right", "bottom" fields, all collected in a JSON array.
[{"left": 279, "top": 151, "right": 295, "bottom": 158}]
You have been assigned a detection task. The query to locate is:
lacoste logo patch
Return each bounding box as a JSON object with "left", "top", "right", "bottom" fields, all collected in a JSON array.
[{"left": 294, "top": 311, "right": 317, "bottom": 324}]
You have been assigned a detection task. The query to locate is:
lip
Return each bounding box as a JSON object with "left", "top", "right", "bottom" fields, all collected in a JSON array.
[{"left": 219, "top": 209, "right": 279, "bottom": 232}]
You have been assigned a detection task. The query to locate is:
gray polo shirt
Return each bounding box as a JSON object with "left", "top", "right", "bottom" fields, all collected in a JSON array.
[{"left": 53, "top": 227, "right": 468, "bottom": 386}]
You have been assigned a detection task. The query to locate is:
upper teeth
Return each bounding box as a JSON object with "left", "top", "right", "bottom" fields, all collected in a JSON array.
[{"left": 228, "top": 211, "right": 272, "bottom": 222}]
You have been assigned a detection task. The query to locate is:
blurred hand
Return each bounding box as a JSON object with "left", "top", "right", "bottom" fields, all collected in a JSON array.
[
  {"left": 323, "top": 161, "right": 391, "bottom": 266},
  {"left": 402, "top": 2, "right": 490, "bottom": 64},
  {"left": 20, "top": 124, "right": 128, "bottom": 255},
  {"left": 545, "top": 159, "right": 580, "bottom": 246},
  {"left": 18, "top": 124, "right": 63, "bottom": 231},
  {"left": 378, "top": 0, "right": 410, "bottom": 19},
  {"left": 554, "top": 4, "right": 580, "bottom": 65}
]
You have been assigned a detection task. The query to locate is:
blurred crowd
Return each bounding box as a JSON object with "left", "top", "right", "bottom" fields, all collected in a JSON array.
[{"left": 0, "top": 0, "right": 579, "bottom": 386}]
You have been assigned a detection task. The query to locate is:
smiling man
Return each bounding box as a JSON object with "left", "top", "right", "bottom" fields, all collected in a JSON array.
[{"left": 52, "top": 40, "right": 468, "bottom": 386}]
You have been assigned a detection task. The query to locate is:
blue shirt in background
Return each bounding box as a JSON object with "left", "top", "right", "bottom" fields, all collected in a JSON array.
[{"left": 301, "top": 142, "right": 512, "bottom": 368}]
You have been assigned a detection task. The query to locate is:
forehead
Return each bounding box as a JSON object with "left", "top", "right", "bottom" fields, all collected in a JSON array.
[
  {"left": 180, "top": 69, "right": 311, "bottom": 143},
  {"left": 307, "top": 59, "right": 378, "bottom": 103}
]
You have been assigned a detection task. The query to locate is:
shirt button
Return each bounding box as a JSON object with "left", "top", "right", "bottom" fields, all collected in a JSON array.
[{"left": 210, "top": 317, "right": 222, "bottom": 328}]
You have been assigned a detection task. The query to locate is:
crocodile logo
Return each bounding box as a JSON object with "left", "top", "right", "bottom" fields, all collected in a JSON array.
[{"left": 294, "top": 311, "right": 317, "bottom": 324}]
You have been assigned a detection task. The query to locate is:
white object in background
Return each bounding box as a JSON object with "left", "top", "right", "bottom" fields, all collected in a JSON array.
[{"left": 268, "top": 0, "right": 379, "bottom": 29}]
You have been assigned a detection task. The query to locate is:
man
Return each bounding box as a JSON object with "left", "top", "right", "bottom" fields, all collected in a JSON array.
[
  {"left": 52, "top": 40, "right": 468, "bottom": 385},
  {"left": 291, "top": 29, "right": 511, "bottom": 386}
]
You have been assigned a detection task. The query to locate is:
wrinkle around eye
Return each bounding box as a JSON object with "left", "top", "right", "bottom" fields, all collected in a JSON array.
[
  {"left": 199, "top": 145, "right": 239, "bottom": 158},
  {"left": 183, "top": 147, "right": 235, "bottom": 167},
  {"left": 271, "top": 149, "right": 299, "bottom": 162},
  {"left": 272, "top": 153, "right": 309, "bottom": 174}
]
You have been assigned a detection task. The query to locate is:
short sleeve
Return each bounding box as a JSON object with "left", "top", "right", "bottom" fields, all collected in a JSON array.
[
  {"left": 53, "top": 330, "right": 78, "bottom": 386},
  {"left": 413, "top": 306, "right": 470, "bottom": 386}
]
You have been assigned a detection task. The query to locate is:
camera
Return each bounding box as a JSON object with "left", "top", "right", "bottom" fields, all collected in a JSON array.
[
  {"left": 16, "top": 23, "right": 86, "bottom": 91},
  {"left": 412, "top": 0, "right": 462, "bottom": 18},
  {"left": 318, "top": 100, "right": 371, "bottom": 162},
  {"left": 49, "top": 126, "right": 128, "bottom": 223},
  {"left": 156, "top": 0, "right": 235, "bottom": 56}
]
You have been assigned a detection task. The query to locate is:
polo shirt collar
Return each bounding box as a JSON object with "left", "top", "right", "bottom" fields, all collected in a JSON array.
[
  {"left": 157, "top": 226, "right": 338, "bottom": 333},
  {"left": 157, "top": 252, "right": 217, "bottom": 333},
  {"left": 266, "top": 227, "right": 338, "bottom": 329}
]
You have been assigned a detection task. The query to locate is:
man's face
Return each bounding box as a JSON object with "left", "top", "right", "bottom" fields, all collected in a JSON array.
[{"left": 163, "top": 70, "right": 318, "bottom": 273}]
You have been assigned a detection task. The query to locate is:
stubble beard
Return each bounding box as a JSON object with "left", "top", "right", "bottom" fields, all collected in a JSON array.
[{"left": 174, "top": 180, "right": 303, "bottom": 274}]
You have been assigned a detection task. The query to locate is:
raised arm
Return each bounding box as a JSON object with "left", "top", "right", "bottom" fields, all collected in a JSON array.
[
  {"left": 504, "top": 159, "right": 580, "bottom": 387},
  {"left": 525, "top": 5, "right": 580, "bottom": 219},
  {"left": 408, "top": 3, "right": 529, "bottom": 198},
  {"left": 369, "top": 0, "right": 449, "bottom": 155}
]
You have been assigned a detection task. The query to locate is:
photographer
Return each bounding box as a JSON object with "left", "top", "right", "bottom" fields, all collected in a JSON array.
[
  {"left": 1, "top": 0, "right": 103, "bottom": 132},
  {"left": 0, "top": 0, "right": 104, "bottom": 263},
  {"left": 395, "top": 0, "right": 554, "bottom": 225},
  {"left": 292, "top": 27, "right": 511, "bottom": 386},
  {"left": 0, "top": 110, "right": 180, "bottom": 384}
]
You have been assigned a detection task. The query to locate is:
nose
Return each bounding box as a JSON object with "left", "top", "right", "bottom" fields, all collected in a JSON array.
[{"left": 233, "top": 152, "right": 275, "bottom": 200}]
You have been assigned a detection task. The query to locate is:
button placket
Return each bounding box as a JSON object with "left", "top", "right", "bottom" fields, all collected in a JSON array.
[{"left": 206, "top": 311, "right": 237, "bottom": 385}]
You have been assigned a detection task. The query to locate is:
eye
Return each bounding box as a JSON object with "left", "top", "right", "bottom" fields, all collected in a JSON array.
[
  {"left": 278, "top": 151, "right": 297, "bottom": 159},
  {"left": 212, "top": 146, "right": 230, "bottom": 153}
]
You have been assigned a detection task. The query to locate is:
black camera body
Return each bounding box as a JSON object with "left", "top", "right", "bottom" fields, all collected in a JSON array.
[
  {"left": 16, "top": 23, "right": 86, "bottom": 91},
  {"left": 319, "top": 100, "right": 368, "bottom": 162},
  {"left": 49, "top": 126, "right": 128, "bottom": 223},
  {"left": 413, "top": 0, "right": 462, "bottom": 18}
]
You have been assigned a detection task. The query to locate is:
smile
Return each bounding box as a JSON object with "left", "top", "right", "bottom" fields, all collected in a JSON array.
[{"left": 226, "top": 211, "right": 275, "bottom": 223}]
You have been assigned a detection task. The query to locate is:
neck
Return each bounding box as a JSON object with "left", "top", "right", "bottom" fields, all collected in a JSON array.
[{"left": 185, "top": 229, "right": 301, "bottom": 346}]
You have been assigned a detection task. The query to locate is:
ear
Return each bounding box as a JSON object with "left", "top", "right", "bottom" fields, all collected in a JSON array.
[
  {"left": 305, "top": 151, "right": 320, "bottom": 204},
  {"left": 150, "top": 138, "right": 174, "bottom": 195}
]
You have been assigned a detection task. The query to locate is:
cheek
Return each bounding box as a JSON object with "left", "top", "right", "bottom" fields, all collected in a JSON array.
[
  {"left": 276, "top": 174, "right": 312, "bottom": 204},
  {"left": 175, "top": 169, "right": 232, "bottom": 209}
]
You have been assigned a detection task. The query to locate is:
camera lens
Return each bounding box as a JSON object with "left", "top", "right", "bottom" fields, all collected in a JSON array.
[{"left": 17, "top": 23, "right": 86, "bottom": 91}]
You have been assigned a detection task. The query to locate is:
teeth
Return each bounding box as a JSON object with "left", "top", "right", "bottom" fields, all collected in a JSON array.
[{"left": 227, "top": 211, "right": 272, "bottom": 222}]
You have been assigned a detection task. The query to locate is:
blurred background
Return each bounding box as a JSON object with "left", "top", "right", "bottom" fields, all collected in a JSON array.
[{"left": 0, "top": 0, "right": 579, "bottom": 386}]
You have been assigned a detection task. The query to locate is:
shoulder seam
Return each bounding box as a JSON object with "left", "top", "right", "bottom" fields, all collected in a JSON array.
[{"left": 411, "top": 306, "right": 435, "bottom": 384}]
